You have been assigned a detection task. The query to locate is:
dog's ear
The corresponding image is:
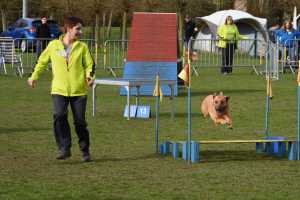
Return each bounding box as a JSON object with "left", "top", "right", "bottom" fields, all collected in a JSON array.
[
  {"left": 225, "top": 96, "right": 230, "bottom": 102},
  {"left": 219, "top": 91, "right": 223, "bottom": 96},
  {"left": 213, "top": 93, "right": 217, "bottom": 99}
]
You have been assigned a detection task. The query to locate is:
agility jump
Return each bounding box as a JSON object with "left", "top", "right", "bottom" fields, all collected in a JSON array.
[{"left": 158, "top": 41, "right": 299, "bottom": 163}]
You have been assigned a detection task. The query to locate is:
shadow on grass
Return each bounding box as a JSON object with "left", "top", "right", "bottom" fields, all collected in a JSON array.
[
  {"left": 62, "top": 150, "right": 288, "bottom": 165},
  {"left": 200, "top": 150, "right": 287, "bottom": 163},
  {"left": 0, "top": 127, "right": 51, "bottom": 134},
  {"left": 177, "top": 88, "right": 264, "bottom": 97},
  {"left": 59, "top": 153, "right": 159, "bottom": 165},
  {"left": 159, "top": 112, "right": 203, "bottom": 118},
  {"left": 95, "top": 153, "right": 159, "bottom": 162}
]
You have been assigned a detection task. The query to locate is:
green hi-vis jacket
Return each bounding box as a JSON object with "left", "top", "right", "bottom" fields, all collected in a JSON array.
[
  {"left": 217, "top": 24, "right": 248, "bottom": 48},
  {"left": 29, "top": 37, "right": 95, "bottom": 97}
]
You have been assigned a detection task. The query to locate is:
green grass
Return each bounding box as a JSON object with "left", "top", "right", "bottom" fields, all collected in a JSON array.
[{"left": 1, "top": 67, "right": 300, "bottom": 200}]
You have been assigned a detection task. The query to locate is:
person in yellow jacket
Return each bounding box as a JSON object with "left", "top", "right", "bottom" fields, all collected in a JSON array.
[
  {"left": 27, "top": 16, "right": 95, "bottom": 162},
  {"left": 217, "top": 15, "right": 247, "bottom": 74}
]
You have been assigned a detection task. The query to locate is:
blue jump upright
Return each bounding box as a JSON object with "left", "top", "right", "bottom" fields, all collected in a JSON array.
[
  {"left": 264, "top": 136, "right": 287, "bottom": 157},
  {"left": 160, "top": 141, "right": 199, "bottom": 163}
]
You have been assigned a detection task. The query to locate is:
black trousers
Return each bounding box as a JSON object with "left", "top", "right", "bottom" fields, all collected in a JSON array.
[
  {"left": 221, "top": 43, "right": 235, "bottom": 73},
  {"left": 52, "top": 95, "right": 90, "bottom": 154},
  {"left": 36, "top": 40, "right": 48, "bottom": 58}
]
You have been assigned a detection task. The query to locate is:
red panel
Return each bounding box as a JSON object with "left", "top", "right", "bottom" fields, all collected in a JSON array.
[{"left": 127, "top": 12, "right": 178, "bottom": 62}]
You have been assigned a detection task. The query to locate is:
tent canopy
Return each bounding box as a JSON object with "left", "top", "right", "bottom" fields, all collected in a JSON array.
[{"left": 196, "top": 9, "right": 268, "bottom": 40}]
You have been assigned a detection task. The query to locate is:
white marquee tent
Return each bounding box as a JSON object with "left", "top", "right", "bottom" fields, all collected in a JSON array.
[{"left": 193, "top": 10, "right": 268, "bottom": 56}]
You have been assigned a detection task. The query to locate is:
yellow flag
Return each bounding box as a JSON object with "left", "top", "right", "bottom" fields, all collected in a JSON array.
[
  {"left": 178, "top": 63, "right": 190, "bottom": 86},
  {"left": 297, "top": 60, "right": 300, "bottom": 86},
  {"left": 266, "top": 76, "right": 273, "bottom": 98},
  {"left": 153, "top": 74, "right": 163, "bottom": 102}
]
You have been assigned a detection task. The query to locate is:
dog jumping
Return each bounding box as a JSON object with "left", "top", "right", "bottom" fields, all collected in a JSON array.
[{"left": 201, "top": 92, "right": 232, "bottom": 129}]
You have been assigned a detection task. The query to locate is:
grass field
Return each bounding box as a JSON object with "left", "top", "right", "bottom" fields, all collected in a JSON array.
[{"left": 1, "top": 67, "right": 300, "bottom": 200}]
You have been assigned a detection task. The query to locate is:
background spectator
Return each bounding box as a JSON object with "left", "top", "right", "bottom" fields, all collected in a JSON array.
[
  {"left": 36, "top": 16, "right": 51, "bottom": 59},
  {"left": 184, "top": 14, "right": 198, "bottom": 50},
  {"left": 275, "top": 20, "right": 300, "bottom": 63},
  {"left": 217, "top": 15, "right": 248, "bottom": 75}
]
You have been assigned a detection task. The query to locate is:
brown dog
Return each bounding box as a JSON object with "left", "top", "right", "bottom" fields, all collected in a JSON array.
[{"left": 201, "top": 92, "right": 232, "bottom": 128}]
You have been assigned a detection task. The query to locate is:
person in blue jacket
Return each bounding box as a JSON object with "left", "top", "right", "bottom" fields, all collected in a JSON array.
[{"left": 275, "top": 20, "right": 300, "bottom": 62}]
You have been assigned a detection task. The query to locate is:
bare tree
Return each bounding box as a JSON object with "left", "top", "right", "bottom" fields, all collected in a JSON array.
[
  {"left": 0, "top": 0, "right": 22, "bottom": 32},
  {"left": 234, "top": 0, "right": 247, "bottom": 11},
  {"left": 93, "top": 0, "right": 102, "bottom": 43},
  {"left": 134, "top": 0, "right": 161, "bottom": 12},
  {"left": 0, "top": 0, "right": 8, "bottom": 31},
  {"left": 112, "top": 0, "right": 132, "bottom": 40},
  {"left": 2, "top": 0, "right": 300, "bottom": 35}
]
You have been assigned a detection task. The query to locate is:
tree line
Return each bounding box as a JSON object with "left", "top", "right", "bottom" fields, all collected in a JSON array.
[{"left": 1, "top": 0, "right": 300, "bottom": 41}]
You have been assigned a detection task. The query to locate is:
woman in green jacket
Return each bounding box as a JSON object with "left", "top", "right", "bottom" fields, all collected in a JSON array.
[
  {"left": 217, "top": 15, "right": 247, "bottom": 74},
  {"left": 28, "top": 16, "right": 95, "bottom": 162}
]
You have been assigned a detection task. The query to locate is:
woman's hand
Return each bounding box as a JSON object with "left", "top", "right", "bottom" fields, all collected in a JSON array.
[
  {"left": 86, "top": 77, "right": 94, "bottom": 87},
  {"left": 27, "top": 79, "right": 36, "bottom": 88}
]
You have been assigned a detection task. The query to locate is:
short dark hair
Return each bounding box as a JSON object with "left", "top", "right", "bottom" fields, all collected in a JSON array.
[
  {"left": 63, "top": 16, "right": 83, "bottom": 33},
  {"left": 40, "top": 14, "right": 47, "bottom": 19}
]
